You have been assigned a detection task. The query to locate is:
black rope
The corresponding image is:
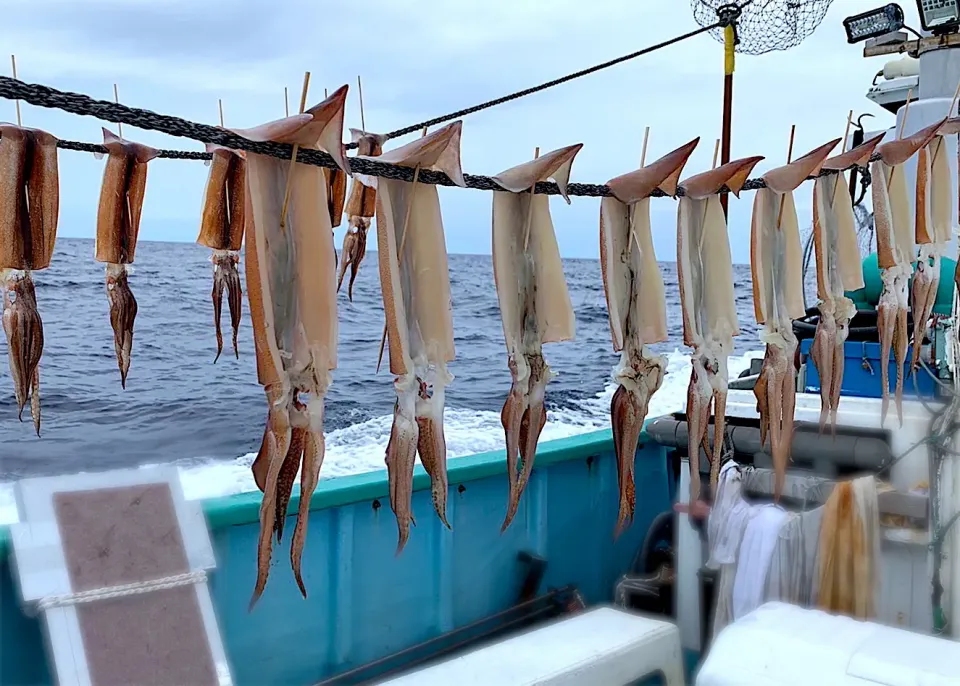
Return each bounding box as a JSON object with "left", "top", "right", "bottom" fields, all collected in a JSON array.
[
  {"left": 361, "top": 22, "right": 723, "bottom": 148},
  {"left": 0, "top": 75, "right": 874, "bottom": 198}
]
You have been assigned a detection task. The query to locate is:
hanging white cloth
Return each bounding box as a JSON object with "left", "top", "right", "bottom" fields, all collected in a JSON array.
[
  {"left": 765, "top": 505, "right": 825, "bottom": 606},
  {"left": 706, "top": 461, "right": 755, "bottom": 638},
  {"left": 731, "top": 504, "right": 789, "bottom": 620}
]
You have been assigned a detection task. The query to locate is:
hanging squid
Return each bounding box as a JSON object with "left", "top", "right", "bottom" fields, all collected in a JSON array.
[
  {"left": 338, "top": 129, "right": 385, "bottom": 301},
  {"left": 811, "top": 133, "right": 885, "bottom": 436},
  {"left": 198, "top": 143, "right": 246, "bottom": 362},
  {"left": 241, "top": 85, "right": 350, "bottom": 605},
  {"left": 94, "top": 128, "right": 159, "bottom": 389},
  {"left": 911, "top": 122, "right": 955, "bottom": 373},
  {"left": 491, "top": 145, "right": 580, "bottom": 532},
  {"left": 870, "top": 119, "right": 944, "bottom": 426},
  {"left": 0, "top": 124, "right": 59, "bottom": 436},
  {"left": 600, "top": 139, "right": 697, "bottom": 535},
  {"left": 752, "top": 139, "right": 839, "bottom": 500},
  {"left": 362, "top": 122, "right": 465, "bottom": 553},
  {"left": 677, "top": 155, "right": 762, "bottom": 510}
]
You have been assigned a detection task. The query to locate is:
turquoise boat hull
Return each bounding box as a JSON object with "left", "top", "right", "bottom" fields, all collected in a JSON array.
[{"left": 0, "top": 428, "right": 674, "bottom": 685}]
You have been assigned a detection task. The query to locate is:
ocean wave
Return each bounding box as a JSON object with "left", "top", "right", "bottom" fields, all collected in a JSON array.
[{"left": 0, "top": 349, "right": 759, "bottom": 526}]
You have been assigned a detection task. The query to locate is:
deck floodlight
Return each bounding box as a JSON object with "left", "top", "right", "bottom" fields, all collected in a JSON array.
[
  {"left": 843, "top": 4, "right": 906, "bottom": 43},
  {"left": 915, "top": 0, "right": 960, "bottom": 33}
]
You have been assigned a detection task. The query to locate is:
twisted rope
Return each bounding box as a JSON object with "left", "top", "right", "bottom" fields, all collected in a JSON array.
[
  {"left": 35, "top": 570, "right": 207, "bottom": 612},
  {"left": 0, "top": 75, "right": 873, "bottom": 198}
]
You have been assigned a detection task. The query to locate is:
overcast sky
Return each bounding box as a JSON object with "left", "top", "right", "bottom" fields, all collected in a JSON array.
[{"left": 2, "top": 0, "right": 920, "bottom": 263}]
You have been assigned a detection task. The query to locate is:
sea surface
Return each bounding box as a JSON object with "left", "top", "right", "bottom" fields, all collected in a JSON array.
[{"left": 0, "top": 237, "right": 766, "bottom": 523}]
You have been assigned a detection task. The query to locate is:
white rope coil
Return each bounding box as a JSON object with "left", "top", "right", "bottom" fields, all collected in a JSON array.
[{"left": 36, "top": 570, "right": 207, "bottom": 612}]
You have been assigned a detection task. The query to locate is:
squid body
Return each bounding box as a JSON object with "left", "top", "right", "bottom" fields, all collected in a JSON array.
[
  {"left": 338, "top": 129, "right": 385, "bottom": 301},
  {"left": 752, "top": 139, "right": 839, "bottom": 500},
  {"left": 676, "top": 155, "right": 762, "bottom": 508},
  {"left": 198, "top": 143, "right": 246, "bottom": 362},
  {"left": 362, "top": 122, "right": 465, "bottom": 553},
  {"left": 600, "top": 139, "right": 697, "bottom": 535},
  {"left": 0, "top": 123, "right": 59, "bottom": 435},
  {"left": 811, "top": 134, "right": 884, "bottom": 435},
  {"left": 911, "top": 122, "right": 955, "bottom": 373},
  {"left": 94, "top": 128, "right": 159, "bottom": 389},
  {"left": 238, "top": 86, "right": 350, "bottom": 605},
  {"left": 491, "top": 144, "right": 580, "bottom": 532},
  {"left": 871, "top": 120, "right": 944, "bottom": 426}
]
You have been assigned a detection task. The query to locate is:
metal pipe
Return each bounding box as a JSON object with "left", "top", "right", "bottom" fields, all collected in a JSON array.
[{"left": 645, "top": 416, "right": 892, "bottom": 471}]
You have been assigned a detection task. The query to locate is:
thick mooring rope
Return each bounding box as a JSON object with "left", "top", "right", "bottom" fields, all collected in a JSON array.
[{"left": 0, "top": 75, "right": 873, "bottom": 199}]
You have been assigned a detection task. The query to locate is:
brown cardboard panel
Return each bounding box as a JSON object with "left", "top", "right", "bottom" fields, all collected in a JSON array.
[{"left": 54, "top": 484, "right": 218, "bottom": 686}]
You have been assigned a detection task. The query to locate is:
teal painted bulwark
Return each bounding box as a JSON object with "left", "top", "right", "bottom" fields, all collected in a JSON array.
[{"left": 0, "top": 428, "right": 671, "bottom": 686}]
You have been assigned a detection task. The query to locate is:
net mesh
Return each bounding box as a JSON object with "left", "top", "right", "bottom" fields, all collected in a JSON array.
[{"left": 691, "top": 0, "right": 836, "bottom": 55}]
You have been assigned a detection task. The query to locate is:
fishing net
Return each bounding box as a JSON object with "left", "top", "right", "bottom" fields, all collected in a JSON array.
[{"left": 691, "top": 0, "right": 836, "bottom": 55}]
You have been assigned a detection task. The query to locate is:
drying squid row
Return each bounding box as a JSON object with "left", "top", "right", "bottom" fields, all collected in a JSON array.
[{"left": 4, "top": 90, "right": 959, "bottom": 606}]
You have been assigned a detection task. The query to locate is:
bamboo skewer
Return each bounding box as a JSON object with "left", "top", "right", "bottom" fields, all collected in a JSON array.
[
  {"left": 10, "top": 55, "right": 21, "bottom": 127},
  {"left": 112, "top": 83, "right": 136, "bottom": 228},
  {"left": 358, "top": 75, "right": 366, "bottom": 131},
  {"left": 775, "top": 124, "right": 796, "bottom": 230},
  {"left": 626, "top": 129, "right": 652, "bottom": 257},
  {"left": 841, "top": 109, "right": 853, "bottom": 154},
  {"left": 279, "top": 72, "right": 311, "bottom": 234},
  {"left": 521, "top": 147, "right": 541, "bottom": 253},
  {"left": 218, "top": 99, "right": 232, "bottom": 227},
  {"left": 886, "top": 89, "right": 914, "bottom": 191},
  {"left": 376, "top": 127, "right": 429, "bottom": 373},
  {"left": 113, "top": 84, "right": 123, "bottom": 138}
]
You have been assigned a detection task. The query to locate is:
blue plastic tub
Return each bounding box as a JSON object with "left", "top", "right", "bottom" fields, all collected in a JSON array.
[{"left": 800, "top": 339, "right": 937, "bottom": 399}]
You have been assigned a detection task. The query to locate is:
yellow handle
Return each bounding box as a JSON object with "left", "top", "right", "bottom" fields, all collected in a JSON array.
[{"left": 724, "top": 25, "right": 735, "bottom": 76}]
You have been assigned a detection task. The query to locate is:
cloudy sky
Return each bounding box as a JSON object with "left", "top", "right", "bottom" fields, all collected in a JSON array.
[{"left": 2, "top": 0, "right": 920, "bottom": 262}]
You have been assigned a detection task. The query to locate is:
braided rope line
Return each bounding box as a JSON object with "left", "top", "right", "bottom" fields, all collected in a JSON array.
[
  {"left": 0, "top": 76, "right": 874, "bottom": 198},
  {"left": 35, "top": 570, "right": 207, "bottom": 612}
]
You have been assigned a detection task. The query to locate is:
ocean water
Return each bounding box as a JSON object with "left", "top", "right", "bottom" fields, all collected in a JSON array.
[{"left": 0, "top": 237, "right": 764, "bottom": 523}]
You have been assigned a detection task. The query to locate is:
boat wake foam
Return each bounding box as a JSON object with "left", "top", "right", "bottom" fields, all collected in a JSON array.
[{"left": 0, "top": 349, "right": 760, "bottom": 526}]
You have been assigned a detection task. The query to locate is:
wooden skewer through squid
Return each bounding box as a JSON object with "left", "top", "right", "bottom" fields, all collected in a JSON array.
[
  {"left": 811, "top": 130, "right": 885, "bottom": 436},
  {"left": 239, "top": 79, "right": 351, "bottom": 606},
  {"left": 751, "top": 135, "right": 839, "bottom": 500},
  {"left": 491, "top": 143, "right": 580, "bottom": 532},
  {"left": 677, "top": 154, "right": 762, "bottom": 512},
  {"left": 600, "top": 136, "right": 697, "bottom": 535},
  {"left": 359, "top": 122, "right": 465, "bottom": 553},
  {"left": 871, "top": 118, "right": 945, "bottom": 426},
  {"left": 94, "top": 128, "right": 159, "bottom": 389},
  {"left": 197, "top": 99, "right": 246, "bottom": 362},
  {"left": 0, "top": 119, "right": 59, "bottom": 436}
]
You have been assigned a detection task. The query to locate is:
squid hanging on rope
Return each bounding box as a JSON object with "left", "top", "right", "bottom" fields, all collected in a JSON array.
[
  {"left": 364, "top": 122, "right": 465, "bottom": 553},
  {"left": 491, "top": 144, "right": 580, "bottom": 532},
  {"left": 752, "top": 139, "right": 839, "bottom": 500},
  {"left": 338, "top": 129, "right": 385, "bottom": 300},
  {"left": 600, "top": 138, "right": 697, "bottom": 535},
  {"left": 94, "top": 128, "right": 160, "bottom": 389},
  {"left": 870, "top": 119, "right": 944, "bottom": 426},
  {"left": 677, "top": 155, "right": 762, "bottom": 510},
  {"left": 811, "top": 133, "right": 885, "bottom": 436},
  {"left": 241, "top": 85, "right": 350, "bottom": 605},
  {"left": 911, "top": 120, "right": 956, "bottom": 373},
  {"left": 0, "top": 124, "right": 59, "bottom": 436},
  {"left": 198, "top": 143, "right": 246, "bottom": 362}
]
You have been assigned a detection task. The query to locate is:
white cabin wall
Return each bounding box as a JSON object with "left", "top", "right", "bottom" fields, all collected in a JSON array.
[{"left": 890, "top": 46, "right": 960, "bottom": 263}]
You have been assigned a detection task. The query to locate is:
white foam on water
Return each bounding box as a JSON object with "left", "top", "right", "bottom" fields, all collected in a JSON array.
[{"left": 0, "top": 349, "right": 760, "bottom": 525}]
